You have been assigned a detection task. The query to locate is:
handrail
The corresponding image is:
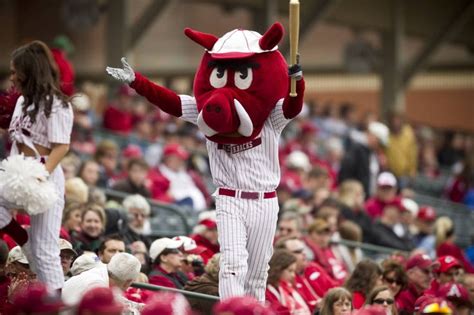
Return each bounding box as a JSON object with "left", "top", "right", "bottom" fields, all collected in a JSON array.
[
  {"left": 131, "top": 282, "right": 220, "bottom": 301},
  {"left": 334, "top": 238, "right": 409, "bottom": 255},
  {"left": 103, "top": 188, "right": 192, "bottom": 235}
]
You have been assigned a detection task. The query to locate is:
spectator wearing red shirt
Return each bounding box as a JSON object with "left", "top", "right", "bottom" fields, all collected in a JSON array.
[
  {"left": 103, "top": 84, "right": 136, "bottom": 134},
  {"left": 427, "top": 256, "right": 464, "bottom": 303},
  {"left": 435, "top": 216, "right": 474, "bottom": 273},
  {"left": 51, "top": 35, "right": 75, "bottom": 96},
  {"left": 365, "top": 172, "right": 400, "bottom": 219},
  {"left": 191, "top": 211, "right": 220, "bottom": 261},
  {"left": 396, "top": 254, "right": 438, "bottom": 314},
  {"left": 148, "top": 237, "right": 189, "bottom": 289},
  {"left": 276, "top": 237, "right": 338, "bottom": 311},
  {"left": 345, "top": 259, "right": 383, "bottom": 309}
]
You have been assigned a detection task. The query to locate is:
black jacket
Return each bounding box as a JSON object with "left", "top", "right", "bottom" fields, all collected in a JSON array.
[{"left": 338, "top": 141, "right": 373, "bottom": 197}]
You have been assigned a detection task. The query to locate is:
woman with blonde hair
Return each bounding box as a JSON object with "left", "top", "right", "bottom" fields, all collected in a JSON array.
[
  {"left": 435, "top": 216, "right": 474, "bottom": 272},
  {"left": 319, "top": 287, "right": 352, "bottom": 315},
  {"left": 70, "top": 203, "right": 106, "bottom": 255}
]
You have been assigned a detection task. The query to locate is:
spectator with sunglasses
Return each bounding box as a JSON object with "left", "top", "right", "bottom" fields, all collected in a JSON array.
[
  {"left": 365, "top": 286, "right": 397, "bottom": 315},
  {"left": 382, "top": 259, "right": 408, "bottom": 298}
]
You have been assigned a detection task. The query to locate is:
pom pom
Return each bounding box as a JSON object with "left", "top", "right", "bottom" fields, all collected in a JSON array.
[{"left": 0, "top": 155, "right": 58, "bottom": 215}]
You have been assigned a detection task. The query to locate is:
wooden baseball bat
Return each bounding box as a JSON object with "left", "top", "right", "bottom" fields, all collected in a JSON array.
[{"left": 289, "top": 0, "right": 300, "bottom": 97}]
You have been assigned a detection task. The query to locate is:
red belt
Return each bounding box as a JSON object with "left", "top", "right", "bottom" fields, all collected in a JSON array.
[{"left": 218, "top": 188, "right": 276, "bottom": 199}]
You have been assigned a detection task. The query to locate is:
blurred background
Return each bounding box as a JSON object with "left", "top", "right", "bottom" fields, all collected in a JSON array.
[{"left": 0, "top": 0, "right": 473, "bottom": 130}]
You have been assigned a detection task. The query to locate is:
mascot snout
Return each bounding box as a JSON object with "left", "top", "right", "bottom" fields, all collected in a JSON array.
[{"left": 197, "top": 90, "right": 253, "bottom": 138}]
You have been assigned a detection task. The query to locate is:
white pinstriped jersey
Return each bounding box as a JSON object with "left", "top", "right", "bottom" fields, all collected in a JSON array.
[
  {"left": 8, "top": 95, "right": 73, "bottom": 148},
  {"left": 180, "top": 95, "right": 291, "bottom": 191}
]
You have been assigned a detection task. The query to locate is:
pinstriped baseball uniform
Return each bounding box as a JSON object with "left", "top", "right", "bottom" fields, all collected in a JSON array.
[
  {"left": 180, "top": 95, "right": 291, "bottom": 302},
  {"left": 0, "top": 95, "right": 73, "bottom": 290}
]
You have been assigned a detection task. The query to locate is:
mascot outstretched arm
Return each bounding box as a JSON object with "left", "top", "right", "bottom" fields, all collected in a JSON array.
[{"left": 107, "top": 22, "right": 304, "bottom": 303}]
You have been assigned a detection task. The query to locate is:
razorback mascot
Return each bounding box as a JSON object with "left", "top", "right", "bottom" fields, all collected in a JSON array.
[{"left": 106, "top": 22, "right": 304, "bottom": 302}]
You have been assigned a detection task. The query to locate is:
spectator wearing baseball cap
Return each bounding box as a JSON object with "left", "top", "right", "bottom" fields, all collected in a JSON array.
[
  {"left": 365, "top": 172, "right": 400, "bottom": 219},
  {"left": 191, "top": 210, "right": 220, "bottom": 257},
  {"left": 156, "top": 142, "right": 208, "bottom": 211},
  {"left": 214, "top": 295, "right": 274, "bottom": 315},
  {"left": 428, "top": 256, "right": 464, "bottom": 295},
  {"left": 148, "top": 237, "right": 189, "bottom": 289},
  {"left": 59, "top": 238, "right": 77, "bottom": 280},
  {"left": 62, "top": 252, "right": 141, "bottom": 306},
  {"left": 397, "top": 254, "right": 439, "bottom": 314},
  {"left": 77, "top": 286, "right": 124, "bottom": 315},
  {"left": 435, "top": 216, "right": 474, "bottom": 273},
  {"left": 414, "top": 206, "right": 437, "bottom": 258},
  {"left": 338, "top": 121, "right": 389, "bottom": 197},
  {"left": 10, "top": 282, "right": 65, "bottom": 315},
  {"left": 437, "top": 282, "right": 472, "bottom": 314},
  {"left": 6, "top": 246, "right": 33, "bottom": 280},
  {"left": 70, "top": 253, "right": 101, "bottom": 276},
  {"left": 172, "top": 236, "right": 208, "bottom": 277}
]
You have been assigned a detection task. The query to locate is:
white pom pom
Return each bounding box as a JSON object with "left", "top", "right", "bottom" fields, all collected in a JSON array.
[{"left": 0, "top": 155, "right": 58, "bottom": 215}]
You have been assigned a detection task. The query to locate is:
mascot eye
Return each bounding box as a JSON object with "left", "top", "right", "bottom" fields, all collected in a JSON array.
[
  {"left": 234, "top": 67, "right": 253, "bottom": 90},
  {"left": 210, "top": 67, "right": 228, "bottom": 88}
]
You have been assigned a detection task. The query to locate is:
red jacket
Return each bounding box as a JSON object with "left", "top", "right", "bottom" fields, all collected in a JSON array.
[
  {"left": 148, "top": 265, "right": 188, "bottom": 289},
  {"left": 352, "top": 291, "right": 365, "bottom": 309},
  {"left": 365, "top": 197, "right": 401, "bottom": 219},
  {"left": 299, "top": 262, "right": 337, "bottom": 298},
  {"left": 396, "top": 283, "right": 422, "bottom": 314},
  {"left": 102, "top": 105, "right": 134, "bottom": 134},
  {"left": 51, "top": 48, "right": 75, "bottom": 96}
]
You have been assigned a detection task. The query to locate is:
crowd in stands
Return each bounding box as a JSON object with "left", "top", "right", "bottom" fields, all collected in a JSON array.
[{"left": 0, "top": 42, "right": 474, "bottom": 314}]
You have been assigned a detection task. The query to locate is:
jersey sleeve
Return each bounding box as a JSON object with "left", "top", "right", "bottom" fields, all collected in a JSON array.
[
  {"left": 48, "top": 100, "right": 74, "bottom": 144},
  {"left": 269, "top": 99, "right": 292, "bottom": 134},
  {"left": 179, "top": 95, "right": 198, "bottom": 125}
]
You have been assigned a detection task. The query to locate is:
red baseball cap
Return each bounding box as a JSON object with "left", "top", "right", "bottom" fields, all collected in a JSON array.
[
  {"left": 11, "top": 282, "right": 65, "bottom": 314},
  {"left": 436, "top": 256, "right": 463, "bottom": 273},
  {"left": 77, "top": 287, "right": 124, "bottom": 315},
  {"left": 199, "top": 218, "right": 217, "bottom": 230},
  {"left": 438, "top": 283, "right": 471, "bottom": 307},
  {"left": 418, "top": 206, "right": 437, "bottom": 222},
  {"left": 406, "top": 254, "right": 439, "bottom": 270},
  {"left": 213, "top": 296, "right": 275, "bottom": 315},
  {"left": 141, "top": 292, "right": 192, "bottom": 315},
  {"left": 163, "top": 143, "right": 189, "bottom": 160},
  {"left": 123, "top": 144, "right": 143, "bottom": 158}
]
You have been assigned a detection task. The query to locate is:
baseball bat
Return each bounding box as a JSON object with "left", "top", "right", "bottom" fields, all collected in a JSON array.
[{"left": 289, "top": 0, "right": 300, "bottom": 97}]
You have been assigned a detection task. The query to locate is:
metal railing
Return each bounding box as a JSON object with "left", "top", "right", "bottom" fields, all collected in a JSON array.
[
  {"left": 104, "top": 189, "right": 195, "bottom": 237},
  {"left": 131, "top": 282, "right": 220, "bottom": 301}
]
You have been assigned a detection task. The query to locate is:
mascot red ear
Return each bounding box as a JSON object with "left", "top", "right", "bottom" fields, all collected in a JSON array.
[
  {"left": 184, "top": 28, "right": 218, "bottom": 50},
  {"left": 259, "top": 22, "right": 284, "bottom": 50}
]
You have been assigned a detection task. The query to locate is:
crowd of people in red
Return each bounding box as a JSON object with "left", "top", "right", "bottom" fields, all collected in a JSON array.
[{"left": 0, "top": 36, "right": 473, "bottom": 315}]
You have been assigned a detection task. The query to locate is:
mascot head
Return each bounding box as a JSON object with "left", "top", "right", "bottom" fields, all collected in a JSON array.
[{"left": 185, "top": 22, "right": 288, "bottom": 144}]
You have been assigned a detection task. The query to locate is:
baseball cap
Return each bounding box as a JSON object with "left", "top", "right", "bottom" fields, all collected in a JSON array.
[
  {"left": 7, "top": 246, "right": 28, "bottom": 265},
  {"left": 285, "top": 151, "right": 310, "bottom": 171},
  {"left": 199, "top": 218, "right": 217, "bottom": 230},
  {"left": 142, "top": 292, "right": 192, "bottom": 315},
  {"left": 401, "top": 198, "right": 419, "bottom": 217},
  {"left": 122, "top": 144, "right": 143, "bottom": 158},
  {"left": 368, "top": 121, "right": 389, "bottom": 146},
  {"left": 70, "top": 253, "right": 101, "bottom": 276},
  {"left": 208, "top": 28, "right": 278, "bottom": 59},
  {"left": 172, "top": 236, "right": 207, "bottom": 255},
  {"left": 377, "top": 172, "right": 397, "bottom": 187},
  {"left": 418, "top": 206, "right": 437, "bottom": 222},
  {"left": 213, "top": 296, "right": 274, "bottom": 315},
  {"left": 406, "top": 254, "right": 438, "bottom": 270},
  {"left": 10, "top": 282, "right": 65, "bottom": 314},
  {"left": 107, "top": 252, "right": 141, "bottom": 282},
  {"left": 59, "top": 238, "right": 77, "bottom": 256},
  {"left": 438, "top": 283, "right": 471, "bottom": 306},
  {"left": 418, "top": 297, "right": 453, "bottom": 314},
  {"left": 77, "top": 287, "right": 123, "bottom": 315},
  {"left": 436, "top": 256, "right": 462, "bottom": 273},
  {"left": 163, "top": 143, "right": 189, "bottom": 160},
  {"left": 149, "top": 237, "right": 183, "bottom": 262}
]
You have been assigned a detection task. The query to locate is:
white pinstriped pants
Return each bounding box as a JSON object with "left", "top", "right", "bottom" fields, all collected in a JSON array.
[
  {"left": 0, "top": 163, "right": 65, "bottom": 290},
  {"left": 216, "top": 193, "right": 279, "bottom": 302}
]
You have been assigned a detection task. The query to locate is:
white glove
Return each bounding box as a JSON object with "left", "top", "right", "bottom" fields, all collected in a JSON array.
[{"left": 106, "top": 57, "right": 136, "bottom": 84}]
